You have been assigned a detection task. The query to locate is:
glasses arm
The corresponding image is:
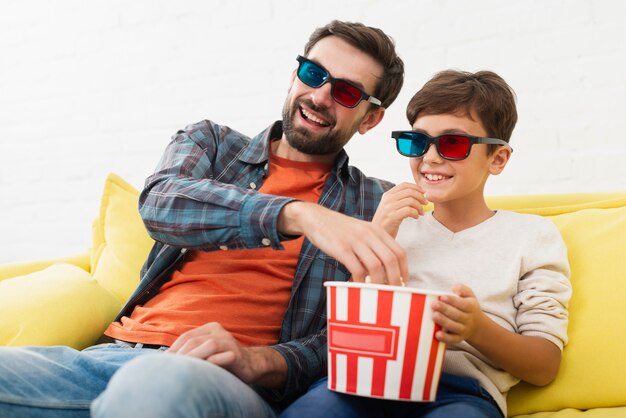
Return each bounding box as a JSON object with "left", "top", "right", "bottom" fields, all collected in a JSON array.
[
  {"left": 366, "top": 96, "right": 382, "bottom": 106},
  {"left": 476, "top": 137, "right": 513, "bottom": 153}
]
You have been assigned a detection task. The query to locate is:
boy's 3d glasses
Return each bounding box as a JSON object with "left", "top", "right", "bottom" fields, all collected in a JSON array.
[
  {"left": 391, "top": 131, "right": 512, "bottom": 160},
  {"left": 296, "top": 55, "right": 382, "bottom": 108}
]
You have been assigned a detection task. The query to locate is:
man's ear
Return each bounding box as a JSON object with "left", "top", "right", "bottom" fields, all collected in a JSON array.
[
  {"left": 489, "top": 146, "right": 512, "bottom": 175},
  {"left": 357, "top": 107, "right": 386, "bottom": 135}
]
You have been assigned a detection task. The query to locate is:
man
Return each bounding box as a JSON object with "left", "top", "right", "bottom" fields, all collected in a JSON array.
[{"left": 0, "top": 20, "right": 408, "bottom": 418}]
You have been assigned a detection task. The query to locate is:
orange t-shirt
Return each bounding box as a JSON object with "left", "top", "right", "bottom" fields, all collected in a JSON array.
[{"left": 105, "top": 151, "right": 331, "bottom": 347}]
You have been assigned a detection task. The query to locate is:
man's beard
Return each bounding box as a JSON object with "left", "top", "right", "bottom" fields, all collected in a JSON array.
[{"left": 281, "top": 97, "right": 360, "bottom": 155}]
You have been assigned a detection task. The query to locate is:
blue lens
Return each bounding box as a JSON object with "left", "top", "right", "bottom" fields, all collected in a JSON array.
[
  {"left": 298, "top": 61, "right": 327, "bottom": 87},
  {"left": 397, "top": 132, "right": 427, "bottom": 156}
]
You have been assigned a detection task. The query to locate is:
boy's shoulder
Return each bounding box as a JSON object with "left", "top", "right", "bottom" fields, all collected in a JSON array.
[
  {"left": 493, "top": 210, "right": 558, "bottom": 232},
  {"left": 483, "top": 211, "right": 566, "bottom": 253},
  {"left": 398, "top": 210, "right": 560, "bottom": 242}
]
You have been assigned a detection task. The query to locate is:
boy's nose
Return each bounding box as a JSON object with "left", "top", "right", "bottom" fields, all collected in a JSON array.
[{"left": 422, "top": 143, "right": 442, "bottom": 163}]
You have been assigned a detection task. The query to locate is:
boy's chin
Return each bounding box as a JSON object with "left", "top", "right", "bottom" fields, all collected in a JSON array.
[
  {"left": 421, "top": 188, "right": 434, "bottom": 200},
  {"left": 423, "top": 190, "right": 445, "bottom": 203}
]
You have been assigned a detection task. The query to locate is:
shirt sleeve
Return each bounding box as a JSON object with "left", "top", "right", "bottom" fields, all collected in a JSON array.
[
  {"left": 514, "top": 218, "right": 572, "bottom": 350},
  {"left": 264, "top": 330, "right": 327, "bottom": 404},
  {"left": 138, "top": 121, "right": 297, "bottom": 250}
]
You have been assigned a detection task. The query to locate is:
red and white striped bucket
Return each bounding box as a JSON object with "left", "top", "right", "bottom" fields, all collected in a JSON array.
[{"left": 325, "top": 281, "right": 447, "bottom": 402}]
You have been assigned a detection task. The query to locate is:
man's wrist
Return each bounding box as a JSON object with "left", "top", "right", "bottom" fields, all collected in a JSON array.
[
  {"left": 244, "top": 346, "right": 288, "bottom": 389},
  {"left": 277, "top": 201, "right": 309, "bottom": 236}
]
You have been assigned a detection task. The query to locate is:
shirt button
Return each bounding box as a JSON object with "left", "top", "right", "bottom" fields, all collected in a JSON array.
[
  {"left": 219, "top": 245, "right": 228, "bottom": 251},
  {"left": 249, "top": 182, "right": 257, "bottom": 189},
  {"left": 261, "top": 238, "right": 271, "bottom": 246}
]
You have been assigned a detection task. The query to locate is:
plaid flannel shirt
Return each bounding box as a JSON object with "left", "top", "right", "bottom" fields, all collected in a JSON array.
[{"left": 115, "top": 120, "right": 392, "bottom": 404}]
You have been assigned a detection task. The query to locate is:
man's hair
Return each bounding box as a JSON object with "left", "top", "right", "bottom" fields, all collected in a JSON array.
[
  {"left": 304, "top": 20, "right": 404, "bottom": 109},
  {"left": 406, "top": 70, "right": 518, "bottom": 152}
]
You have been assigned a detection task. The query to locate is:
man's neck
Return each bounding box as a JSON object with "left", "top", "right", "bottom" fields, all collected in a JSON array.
[{"left": 271, "top": 136, "right": 338, "bottom": 165}]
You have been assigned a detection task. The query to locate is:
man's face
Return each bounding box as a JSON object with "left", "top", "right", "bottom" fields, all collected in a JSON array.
[{"left": 282, "top": 36, "right": 383, "bottom": 156}]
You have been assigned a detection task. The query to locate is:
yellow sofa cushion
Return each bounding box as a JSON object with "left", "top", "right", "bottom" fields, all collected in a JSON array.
[
  {"left": 502, "top": 197, "right": 626, "bottom": 416},
  {"left": 91, "top": 173, "right": 155, "bottom": 303},
  {"left": 0, "top": 174, "right": 154, "bottom": 350},
  {"left": 513, "top": 407, "right": 626, "bottom": 418},
  {"left": 0, "top": 263, "right": 121, "bottom": 349}
]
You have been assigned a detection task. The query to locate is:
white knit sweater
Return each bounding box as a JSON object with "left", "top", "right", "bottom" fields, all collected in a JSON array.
[{"left": 395, "top": 210, "right": 572, "bottom": 416}]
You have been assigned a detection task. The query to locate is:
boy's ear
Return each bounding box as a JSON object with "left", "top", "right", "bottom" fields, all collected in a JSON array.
[
  {"left": 489, "top": 146, "right": 512, "bottom": 175},
  {"left": 357, "top": 107, "right": 385, "bottom": 135}
]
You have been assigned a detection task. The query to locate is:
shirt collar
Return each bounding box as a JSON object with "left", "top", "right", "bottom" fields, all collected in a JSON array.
[{"left": 239, "top": 120, "right": 354, "bottom": 182}]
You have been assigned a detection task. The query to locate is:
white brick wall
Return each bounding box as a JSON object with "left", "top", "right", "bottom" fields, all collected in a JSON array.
[{"left": 2, "top": 0, "right": 625, "bottom": 263}]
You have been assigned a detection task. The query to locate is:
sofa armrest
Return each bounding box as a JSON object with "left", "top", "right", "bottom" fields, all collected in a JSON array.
[{"left": 0, "top": 251, "right": 92, "bottom": 281}]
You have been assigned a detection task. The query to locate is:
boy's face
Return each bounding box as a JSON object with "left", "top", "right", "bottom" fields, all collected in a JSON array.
[{"left": 409, "top": 112, "right": 509, "bottom": 204}]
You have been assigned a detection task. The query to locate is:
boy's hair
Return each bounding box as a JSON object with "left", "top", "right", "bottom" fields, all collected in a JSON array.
[
  {"left": 406, "top": 70, "right": 518, "bottom": 152},
  {"left": 304, "top": 20, "right": 404, "bottom": 109}
]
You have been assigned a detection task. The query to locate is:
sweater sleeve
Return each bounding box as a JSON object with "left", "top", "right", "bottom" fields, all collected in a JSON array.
[{"left": 514, "top": 218, "right": 572, "bottom": 350}]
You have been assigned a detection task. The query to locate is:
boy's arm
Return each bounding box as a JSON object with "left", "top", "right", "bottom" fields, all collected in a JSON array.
[
  {"left": 433, "top": 284, "right": 562, "bottom": 386},
  {"left": 470, "top": 310, "right": 561, "bottom": 386},
  {"left": 434, "top": 218, "right": 571, "bottom": 386}
]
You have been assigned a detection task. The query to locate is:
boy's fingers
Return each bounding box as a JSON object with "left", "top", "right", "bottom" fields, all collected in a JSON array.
[{"left": 453, "top": 283, "right": 474, "bottom": 298}]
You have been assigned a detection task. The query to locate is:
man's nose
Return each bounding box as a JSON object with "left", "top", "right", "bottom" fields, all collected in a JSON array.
[{"left": 310, "top": 82, "right": 334, "bottom": 108}]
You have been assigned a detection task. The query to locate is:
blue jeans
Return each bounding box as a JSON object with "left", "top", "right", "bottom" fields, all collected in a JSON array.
[
  {"left": 0, "top": 344, "right": 276, "bottom": 418},
  {"left": 279, "top": 373, "right": 503, "bottom": 418}
]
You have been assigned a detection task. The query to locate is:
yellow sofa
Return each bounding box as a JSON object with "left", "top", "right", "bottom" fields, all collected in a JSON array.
[{"left": 1, "top": 173, "right": 625, "bottom": 417}]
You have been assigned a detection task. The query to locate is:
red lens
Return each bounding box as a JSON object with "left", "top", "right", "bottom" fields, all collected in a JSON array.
[
  {"left": 332, "top": 80, "right": 362, "bottom": 107},
  {"left": 439, "top": 135, "right": 471, "bottom": 159}
]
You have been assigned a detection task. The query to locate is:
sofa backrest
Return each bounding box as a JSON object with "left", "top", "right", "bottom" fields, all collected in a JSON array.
[
  {"left": 91, "top": 174, "right": 626, "bottom": 414},
  {"left": 495, "top": 193, "right": 626, "bottom": 415}
]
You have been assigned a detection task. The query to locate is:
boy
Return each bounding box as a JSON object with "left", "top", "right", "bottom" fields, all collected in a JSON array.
[{"left": 280, "top": 70, "right": 572, "bottom": 418}]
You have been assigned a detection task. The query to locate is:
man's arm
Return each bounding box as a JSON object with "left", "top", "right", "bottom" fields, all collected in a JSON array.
[
  {"left": 142, "top": 121, "right": 409, "bottom": 283},
  {"left": 167, "top": 322, "right": 288, "bottom": 388},
  {"left": 138, "top": 121, "right": 297, "bottom": 251},
  {"left": 278, "top": 201, "right": 408, "bottom": 285}
]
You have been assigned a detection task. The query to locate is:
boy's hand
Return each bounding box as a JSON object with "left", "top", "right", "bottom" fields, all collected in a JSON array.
[
  {"left": 431, "top": 284, "right": 486, "bottom": 345},
  {"left": 372, "top": 183, "right": 428, "bottom": 238}
]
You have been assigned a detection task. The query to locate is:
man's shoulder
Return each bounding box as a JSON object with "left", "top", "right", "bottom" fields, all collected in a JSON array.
[
  {"left": 344, "top": 165, "right": 394, "bottom": 192},
  {"left": 175, "top": 120, "right": 251, "bottom": 143}
]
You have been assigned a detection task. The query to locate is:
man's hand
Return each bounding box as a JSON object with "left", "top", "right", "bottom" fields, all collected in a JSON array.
[
  {"left": 278, "top": 201, "right": 407, "bottom": 285},
  {"left": 372, "top": 183, "right": 428, "bottom": 238},
  {"left": 167, "top": 322, "right": 287, "bottom": 388}
]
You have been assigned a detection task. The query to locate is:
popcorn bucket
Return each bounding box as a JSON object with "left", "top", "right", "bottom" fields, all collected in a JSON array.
[{"left": 325, "top": 281, "right": 447, "bottom": 401}]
